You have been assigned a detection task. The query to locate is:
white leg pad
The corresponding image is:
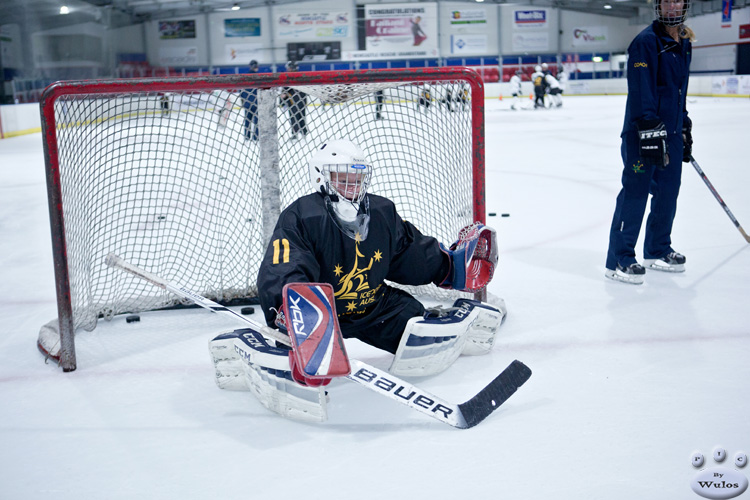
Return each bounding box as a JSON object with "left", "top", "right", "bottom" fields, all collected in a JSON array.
[
  {"left": 460, "top": 298, "right": 506, "bottom": 356},
  {"left": 209, "top": 331, "right": 250, "bottom": 391},
  {"left": 233, "top": 329, "right": 328, "bottom": 423},
  {"left": 389, "top": 314, "right": 468, "bottom": 377},
  {"left": 388, "top": 299, "right": 507, "bottom": 377}
]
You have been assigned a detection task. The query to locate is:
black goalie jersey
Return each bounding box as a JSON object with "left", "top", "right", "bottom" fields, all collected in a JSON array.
[{"left": 257, "top": 192, "right": 449, "bottom": 334}]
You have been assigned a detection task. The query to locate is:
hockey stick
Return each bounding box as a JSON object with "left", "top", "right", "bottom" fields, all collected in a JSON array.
[
  {"left": 105, "top": 253, "right": 531, "bottom": 429},
  {"left": 690, "top": 156, "right": 750, "bottom": 244}
]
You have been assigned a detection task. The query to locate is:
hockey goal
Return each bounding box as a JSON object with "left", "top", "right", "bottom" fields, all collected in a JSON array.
[{"left": 38, "top": 67, "right": 486, "bottom": 371}]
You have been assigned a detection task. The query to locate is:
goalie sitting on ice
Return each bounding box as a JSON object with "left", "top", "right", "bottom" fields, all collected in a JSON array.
[{"left": 209, "top": 139, "right": 506, "bottom": 422}]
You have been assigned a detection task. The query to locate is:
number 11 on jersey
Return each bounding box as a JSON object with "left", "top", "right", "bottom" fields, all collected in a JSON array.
[{"left": 272, "top": 238, "right": 290, "bottom": 264}]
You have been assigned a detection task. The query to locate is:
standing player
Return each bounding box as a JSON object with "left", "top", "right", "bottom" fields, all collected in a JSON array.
[
  {"left": 209, "top": 140, "right": 505, "bottom": 421},
  {"left": 605, "top": 0, "right": 694, "bottom": 284},
  {"left": 545, "top": 72, "right": 563, "bottom": 108},
  {"left": 374, "top": 89, "right": 384, "bottom": 120},
  {"left": 418, "top": 87, "right": 432, "bottom": 111},
  {"left": 509, "top": 70, "right": 523, "bottom": 110},
  {"left": 280, "top": 61, "right": 309, "bottom": 140},
  {"left": 531, "top": 65, "right": 546, "bottom": 109},
  {"left": 557, "top": 67, "right": 568, "bottom": 94},
  {"left": 241, "top": 60, "right": 259, "bottom": 141}
]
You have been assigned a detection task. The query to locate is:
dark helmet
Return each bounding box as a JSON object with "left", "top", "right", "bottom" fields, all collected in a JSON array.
[
  {"left": 249, "top": 60, "right": 258, "bottom": 71},
  {"left": 654, "top": 0, "right": 690, "bottom": 26},
  {"left": 286, "top": 60, "right": 298, "bottom": 71}
]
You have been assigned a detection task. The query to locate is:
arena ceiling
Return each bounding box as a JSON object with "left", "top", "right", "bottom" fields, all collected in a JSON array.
[{"left": 0, "top": 0, "right": 742, "bottom": 30}]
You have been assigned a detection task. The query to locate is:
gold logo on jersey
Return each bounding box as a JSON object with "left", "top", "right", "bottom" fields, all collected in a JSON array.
[
  {"left": 334, "top": 241, "right": 381, "bottom": 303},
  {"left": 633, "top": 62, "right": 648, "bottom": 68},
  {"left": 633, "top": 160, "right": 645, "bottom": 173}
]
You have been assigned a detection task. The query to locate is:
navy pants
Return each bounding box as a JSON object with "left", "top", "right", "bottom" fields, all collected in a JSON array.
[{"left": 606, "top": 133, "right": 683, "bottom": 270}]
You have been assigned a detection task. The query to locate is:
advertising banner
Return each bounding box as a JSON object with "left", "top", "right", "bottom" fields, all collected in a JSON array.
[
  {"left": 159, "top": 20, "right": 196, "bottom": 39},
  {"left": 722, "top": 0, "right": 732, "bottom": 27},
  {"left": 158, "top": 46, "right": 198, "bottom": 65},
  {"left": 225, "top": 19, "right": 261, "bottom": 37},
  {"left": 450, "top": 9, "right": 487, "bottom": 26},
  {"left": 450, "top": 34, "right": 487, "bottom": 54},
  {"left": 276, "top": 12, "right": 350, "bottom": 39},
  {"left": 513, "top": 10, "right": 547, "bottom": 30},
  {"left": 571, "top": 26, "right": 608, "bottom": 47},
  {"left": 361, "top": 3, "right": 439, "bottom": 58},
  {"left": 512, "top": 32, "right": 549, "bottom": 52},
  {"left": 224, "top": 43, "right": 263, "bottom": 62}
]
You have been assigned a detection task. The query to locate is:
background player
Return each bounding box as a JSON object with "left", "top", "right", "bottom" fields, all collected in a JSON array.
[
  {"left": 280, "top": 61, "right": 309, "bottom": 140},
  {"left": 240, "top": 60, "right": 259, "bottom": 141},
  {"left": 509, "top": 70, "right": 523, "bottom": 110}
]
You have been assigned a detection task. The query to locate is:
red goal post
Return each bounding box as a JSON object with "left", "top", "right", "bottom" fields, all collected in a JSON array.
[{"left": 38, "top": 67, "right": 486, "bottom": 371}]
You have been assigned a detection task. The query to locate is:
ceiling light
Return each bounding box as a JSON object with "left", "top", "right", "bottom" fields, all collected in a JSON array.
[
  {"left": 603, "top": 3, "right": 612, "bottom": 8},
  {"left": 231, "top": 2, "right": 240, "bottom": 9},
  {"left": 60, "top": 5, "right": 70, "bottom": 14}
]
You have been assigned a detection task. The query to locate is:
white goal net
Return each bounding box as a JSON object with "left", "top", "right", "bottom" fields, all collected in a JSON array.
[{"left": 38, "top": 68, "right": 486, "bottom": 371}]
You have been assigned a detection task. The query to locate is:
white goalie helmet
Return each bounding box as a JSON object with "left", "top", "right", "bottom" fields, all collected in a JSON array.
[
  {"left": 309, "top": 139, "right": 372, "bottom": 205},
  {"left": 309, "top": 139, "right": 373, "bottom": 240}
]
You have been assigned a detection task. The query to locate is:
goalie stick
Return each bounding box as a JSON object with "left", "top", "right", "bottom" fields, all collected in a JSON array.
[
  {"left": 690, "top": 156, "right": 750, "bottom": 244},
  {"left": 105, "top": 253, "right": 531, "bottom": 429}
]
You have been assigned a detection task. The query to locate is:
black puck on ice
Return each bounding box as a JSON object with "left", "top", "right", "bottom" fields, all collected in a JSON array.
[
  {"left": 501, "top": 213, "right": 510, "bottom": 217},
  {"left": 126, "top": 315, "right": 140, "bottom": 323},
  {"left": 488, "top": 212, "right": 497, "bottom": 217},
  {"left": 241, "top": 306, "right": 255, "bottom": 315}
]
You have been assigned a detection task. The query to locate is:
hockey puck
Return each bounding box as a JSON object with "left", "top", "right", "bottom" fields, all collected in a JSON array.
[
  {"left": 488, "top": 212, "right": 497, "bottom": 217},
  {"left": 501, "top": 213, "right": 510, "bottom": 217},
  {"left": 241, "top": 306, "right": 255, "bottom": 315},
  {"left": 126, "top": 314, "right": 140, "bottom": 324}
]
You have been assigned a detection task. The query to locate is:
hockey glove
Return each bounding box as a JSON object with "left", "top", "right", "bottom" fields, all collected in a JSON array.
[
  {"left": 637, "top": 119, "right": 669, "bottom": 168},
  {"left": 682, "top": 116, "right": 693, "bottom": 163},
  {"left": 439, "top": 223, "right": 498, "bottom": 293}
]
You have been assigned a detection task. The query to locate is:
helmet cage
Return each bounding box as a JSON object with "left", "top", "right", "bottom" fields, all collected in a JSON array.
[
  {"left": 320, "top": 162, "right": 372, "bottom": 206},
  {"left": 655, "top": 0, "right": 690, "bottom": 26}
]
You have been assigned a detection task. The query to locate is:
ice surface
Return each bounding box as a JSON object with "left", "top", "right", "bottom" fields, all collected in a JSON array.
[{"left": 1, "top": 95, "right": 748, "bottom": 500}]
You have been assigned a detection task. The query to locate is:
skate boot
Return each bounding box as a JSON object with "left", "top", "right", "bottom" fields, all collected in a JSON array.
[
  {"left": 644, "top": 252, "right": 686, "bottom": 273},
  {"left": 605, "top": 262, "right": 646, "bottom": 285}
]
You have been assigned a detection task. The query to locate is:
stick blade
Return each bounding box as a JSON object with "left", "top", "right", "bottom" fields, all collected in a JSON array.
[{"left": 457, "top": 360, "right": 532, "bottom": 429}]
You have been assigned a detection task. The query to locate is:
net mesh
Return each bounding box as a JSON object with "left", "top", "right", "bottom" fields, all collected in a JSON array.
[{"left": 48, "top": 75, "right": 479, "bottom": 334}]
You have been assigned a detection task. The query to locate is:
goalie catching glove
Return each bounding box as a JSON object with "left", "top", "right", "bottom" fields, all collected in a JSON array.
[{"left": 439, "top": 223, "right": 498, "bottom": 293}]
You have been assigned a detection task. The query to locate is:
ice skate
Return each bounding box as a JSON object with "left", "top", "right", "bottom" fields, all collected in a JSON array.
[
  {"left": 605, "top": 262, "right": 646, "bottom": 285},
  {"left": 644, "top": 252, "right": 685, "bottom": 273}
]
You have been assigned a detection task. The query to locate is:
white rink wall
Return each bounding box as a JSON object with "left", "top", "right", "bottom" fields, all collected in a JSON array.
[{"left": 2, "top": 74, "right": 750, "bottom": 138}]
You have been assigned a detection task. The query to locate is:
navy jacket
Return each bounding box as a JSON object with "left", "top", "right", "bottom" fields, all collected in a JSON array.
[{"left": 621, "top": 21, "right": 691, "bottom": 142}]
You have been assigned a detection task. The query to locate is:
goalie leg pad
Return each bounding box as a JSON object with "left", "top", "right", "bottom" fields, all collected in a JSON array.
[
  {"left": 209, "top": 331, "right": 250, "bottom": 391},
  {"left": 388, "top": 299, "right": 507, "bottom": 376},
  {"left": 389, "top": 309, "right": 472, "bottom": 377},
  {"left": 457, "top": 299, "right": 507, "bottom": 356},
  {"left": 234, "top": 329, "right": 328, "bottom": 423}
]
